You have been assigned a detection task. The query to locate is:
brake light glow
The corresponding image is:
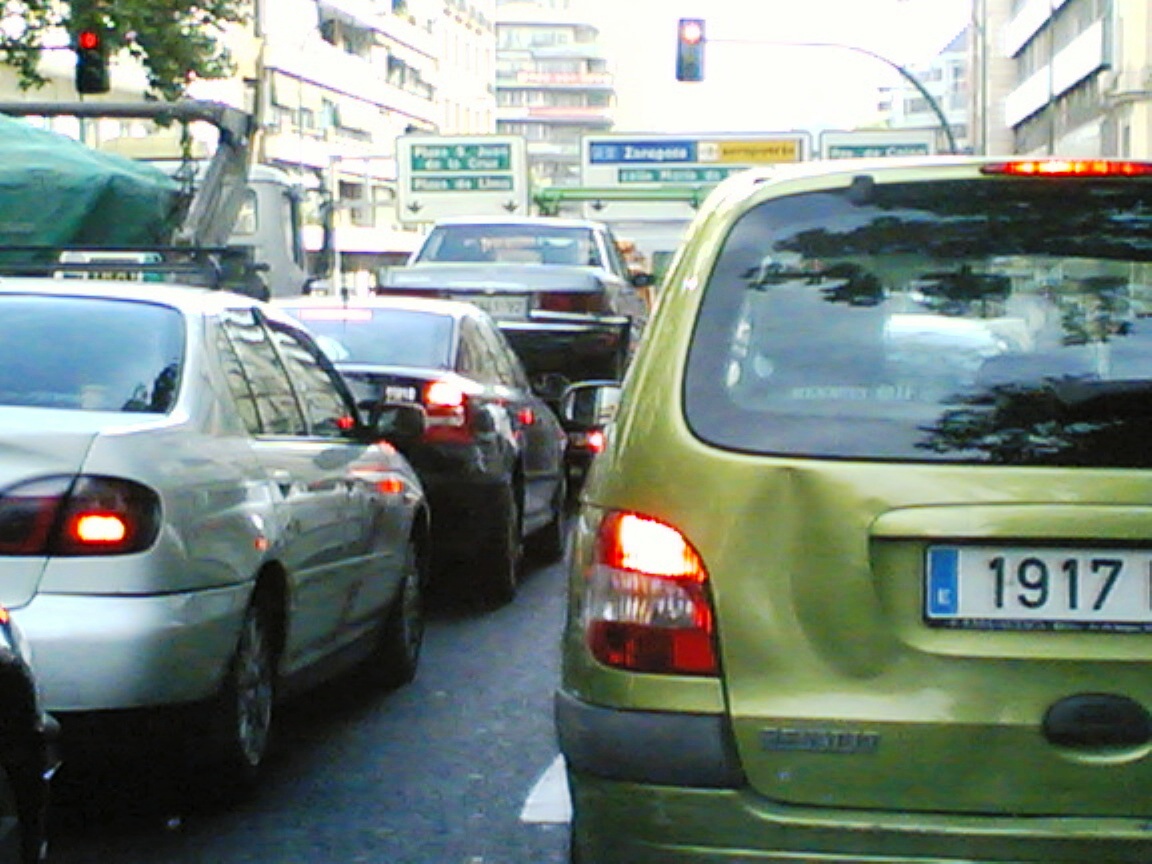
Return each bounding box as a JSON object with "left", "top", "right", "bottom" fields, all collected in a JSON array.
[
  {"left": 422, "top": 378, "right": 475, "bottom": 444},
  {"left": 582, "top": 511, "right": 717, "bottom": 676},
  {"left": 71, "top": 513, "right": 128, "bottom": 545},
  {"left": 0, "top": 475, "right": 161, "bottom": 556},
  {"left": 425, "top": 380, "right": 466, "bottom": 410},
  {"left": 981, "top": 160, "right": 1152, "bottom": 177}
]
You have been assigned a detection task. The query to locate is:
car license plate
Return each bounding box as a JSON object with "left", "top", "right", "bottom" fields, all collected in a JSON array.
[
  {"left": 454, "top": 294, "right": 528, "bottom": 318},
  {"left": 925, "top": 545, "right": 1152, "bottom": 632}
]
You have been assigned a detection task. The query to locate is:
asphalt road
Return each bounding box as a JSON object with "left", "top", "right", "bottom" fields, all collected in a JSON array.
[{"left": 46, "top": 553, "right": 573, "bottom": 863}]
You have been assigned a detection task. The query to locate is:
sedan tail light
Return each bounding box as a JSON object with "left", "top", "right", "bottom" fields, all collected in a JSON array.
[
  {"left": 582, "top": 511, "right": 718, "bottom": 676},
  {"left": 0, "top": 476, "right": 161, "bottom": 556},
  {"left": 536, "top": 291, "right": 608, "bottom": 314},
  {"left": 422, "top": 378, "right": 480, "bottom": 444}
]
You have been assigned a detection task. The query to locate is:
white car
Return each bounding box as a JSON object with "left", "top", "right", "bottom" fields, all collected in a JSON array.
[{"left": 0, "top": 279, "right": 430, "bottom": 793}]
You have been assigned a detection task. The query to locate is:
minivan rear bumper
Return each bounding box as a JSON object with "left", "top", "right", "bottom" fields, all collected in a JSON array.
[
  {"left": 567, "top": 770, "right": 1152, "bottom": 864},
  {"left": 559, "top": 692, "right": 1152, "bottom": 864}
]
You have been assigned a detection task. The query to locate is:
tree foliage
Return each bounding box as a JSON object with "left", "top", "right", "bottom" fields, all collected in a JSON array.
[{"left": 0, "top": 0, "right": 251, "bottom": 101}]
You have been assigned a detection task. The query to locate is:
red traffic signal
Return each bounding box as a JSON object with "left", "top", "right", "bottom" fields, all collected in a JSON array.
[
  {"left": 74, "top": 28, "right": 109, "bottom": 94},
  {"left": 676, "top": 18, "right": 705, "bottom": 82}
]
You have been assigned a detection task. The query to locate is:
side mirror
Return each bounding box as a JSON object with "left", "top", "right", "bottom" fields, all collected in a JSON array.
[
  {"left": 364, "top": 401, "right": 426, "bottom": 445},
  {"left": 560, "top": 381, "right": 621, "bottom": 430},
  {"left": 630, "top": 271, "right": 653, "bottom": 289}
]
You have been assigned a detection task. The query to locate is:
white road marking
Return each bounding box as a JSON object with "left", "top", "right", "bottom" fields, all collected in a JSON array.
[{"left": 520, "top": 754, "right": 572, "bottom": 824}]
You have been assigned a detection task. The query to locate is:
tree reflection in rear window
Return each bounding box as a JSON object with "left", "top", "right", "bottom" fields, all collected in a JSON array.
[
  {"left": 684, "top": 177, "right": 1152, "bottom": 466},
  {"left": 0, "top": 296, "right": 184, "bottom": 413}
]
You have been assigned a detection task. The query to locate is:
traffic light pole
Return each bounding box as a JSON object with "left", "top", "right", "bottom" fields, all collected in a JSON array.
[{"left": 696, "top": 37, "right": 960, "bottom": 156}]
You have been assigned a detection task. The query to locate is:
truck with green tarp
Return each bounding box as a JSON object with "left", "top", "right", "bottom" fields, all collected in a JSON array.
[{"left": 0, "top": 100, "right": 326, "bottom": 297}]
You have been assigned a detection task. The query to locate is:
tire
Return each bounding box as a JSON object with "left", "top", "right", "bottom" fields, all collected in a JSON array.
[
  {"left": 479, "top": 485, "right": 522, "bottom": 606},
  {"left": 204, "top": 594, "right": 277, "bottom": 796},
  {"left": 365, "top": 538, "right": 425, "bottom": 689}
]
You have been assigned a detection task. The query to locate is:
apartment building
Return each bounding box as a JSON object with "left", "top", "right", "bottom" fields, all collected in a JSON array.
[
  {"left": 494, "top": 0, "right": 615, "bottom": 188},
  {"left": 1001, "top": 0, "right": 1151, "bottom": 157}
]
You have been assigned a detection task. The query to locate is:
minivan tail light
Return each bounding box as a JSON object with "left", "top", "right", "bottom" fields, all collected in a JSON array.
[
  {"left": 0, "top": 475, "right": 161, "bottom": 556},
  {"left": 583, "top": 511, "right": 717, "bottom": 676}
]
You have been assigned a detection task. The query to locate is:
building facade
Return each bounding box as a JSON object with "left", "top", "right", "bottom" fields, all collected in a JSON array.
[
  {"left": 494, "top": 0, "right": 615, "bottom": 188},
  {"left": 999, "top": 0, "right": 1151, "bottom": 158}
]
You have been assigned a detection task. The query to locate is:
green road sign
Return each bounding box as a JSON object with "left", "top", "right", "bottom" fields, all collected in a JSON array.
[
  {"left": 411, "top": 175, "right": 515, "bottom": 192},
  {"left": 409, "top": 143, "right": 512, "bottom": 172}
]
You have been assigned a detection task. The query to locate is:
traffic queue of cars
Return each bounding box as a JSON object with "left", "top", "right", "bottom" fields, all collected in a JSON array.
[
  {"left": 556, "top": 157, "right": 1152, "bottom": 863},
  {"left": 0, "top": 209, "right": 640, "bottom": 855}
]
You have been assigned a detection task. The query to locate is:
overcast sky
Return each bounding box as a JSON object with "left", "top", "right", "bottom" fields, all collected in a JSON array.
[{"left": 585, "top": 0, "right": 972, "bottom": 134}]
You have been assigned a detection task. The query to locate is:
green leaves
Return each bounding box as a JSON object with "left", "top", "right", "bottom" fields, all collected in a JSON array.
[{"left": 1, "top": 0, "right": 251, "bottom": 100}]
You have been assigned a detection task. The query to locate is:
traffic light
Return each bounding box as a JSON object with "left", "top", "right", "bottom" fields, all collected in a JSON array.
[
  {"left": 676, "top": 18, "right": 705, "bottom": 82},
  {"left": 74, "top": 28, "right": 109, "bottom": 94}
]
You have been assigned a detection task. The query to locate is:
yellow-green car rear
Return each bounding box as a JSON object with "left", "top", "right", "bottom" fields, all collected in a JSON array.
[{"left": 557, "top": 158, "right": 1152, "bottom": 863}]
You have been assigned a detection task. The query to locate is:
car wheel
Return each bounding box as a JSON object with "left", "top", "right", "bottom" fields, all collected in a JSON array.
[
  {"left": 365, "top": 537, "right": 425, "bottom": 689},
  {"left": 480, "top": 486, "right": 522, "bottom": 606},
  {"left": 206, "top": 594, "right": 276, "bottom": 795}
]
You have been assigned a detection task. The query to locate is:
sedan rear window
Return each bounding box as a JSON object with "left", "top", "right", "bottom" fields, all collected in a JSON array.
[
  {"left": 282, "top": 307, "right": 455, "bottom": 369},
  {"left": 417, "top": 224, "right": 601, "bottom": 267},
  {"left": 0, "top": 295, "right": 184, "bottom": 413},
  {"left": 685, "top": 177, "right": 1152, "bottom": 467}
]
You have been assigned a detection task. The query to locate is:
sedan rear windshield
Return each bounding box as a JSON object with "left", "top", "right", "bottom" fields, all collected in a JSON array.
[
  {"left": 417, "top": 224, "right": 602, "bottom": 267},
  {"left": 685, "top": 176, "right": 1152, "bottom": 467},
  {"left": 282, "top": 307, "right": 454, "bottom": 369},
  {"left": 0, "top": 295, "right": 184, "bottom": 413}
]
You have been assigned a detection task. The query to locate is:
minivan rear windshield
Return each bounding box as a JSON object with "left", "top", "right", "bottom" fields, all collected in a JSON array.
[
  {"left": 685, "top": 177, "right": 1152, "bottom": 467},
  {"left": 0, "top": 295, "right": 184, "bottom": 413}
]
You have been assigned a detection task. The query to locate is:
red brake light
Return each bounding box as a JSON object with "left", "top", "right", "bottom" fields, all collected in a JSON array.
[
  {"left": 537, "top": 292, "right": 607, "bottom": 313},
  {"left": 71, "top": 513, "right": 128, "bottom": 545},
  {"left": 981, "top": 160, "right": 1152, "bottom": 177},
  {"left": 582, "top": 512, "right": 717, "bottom": 676},
  {"left": 422, "top": 379, "right": 473, "bottom": 443},
  {"left": 0, "top": 476, "right": 160, "bottom": 556},
  {"left": 425, "top": 380, "right": 466, "bottom": 409}
]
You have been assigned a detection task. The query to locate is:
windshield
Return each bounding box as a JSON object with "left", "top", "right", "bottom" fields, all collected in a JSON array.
[
  {"left": 685, "top": 176, "right": 1152, "bottom": 467},
  {"left": 281, "top": 306, "right": 455, "bottom": 369},
  {"left": 416, "top": 224, "right": 602, "bottom": 267},
  {"left": 0, "top": 295, "right": 184, "bottom": 413}
]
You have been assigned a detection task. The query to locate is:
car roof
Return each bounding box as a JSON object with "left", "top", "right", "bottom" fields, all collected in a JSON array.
[
  {"left": 273, "top": 293, "right": 484, "bottom": 321},
  {"left": 428, "top": 215, "right": 611, "bottom": 231},
  {"left": 0, "top": 277, "right": 263, "bottom": 316}
]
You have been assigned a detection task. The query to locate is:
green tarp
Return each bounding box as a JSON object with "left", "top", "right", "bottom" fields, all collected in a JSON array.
[{"left": 0, "top": 112, "right": 182, "bottom": 248}]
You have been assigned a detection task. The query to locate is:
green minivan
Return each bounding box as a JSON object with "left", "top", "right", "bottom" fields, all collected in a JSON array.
[{"left": 557, "top": 158, "right": 1152, "bottom": 863}]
